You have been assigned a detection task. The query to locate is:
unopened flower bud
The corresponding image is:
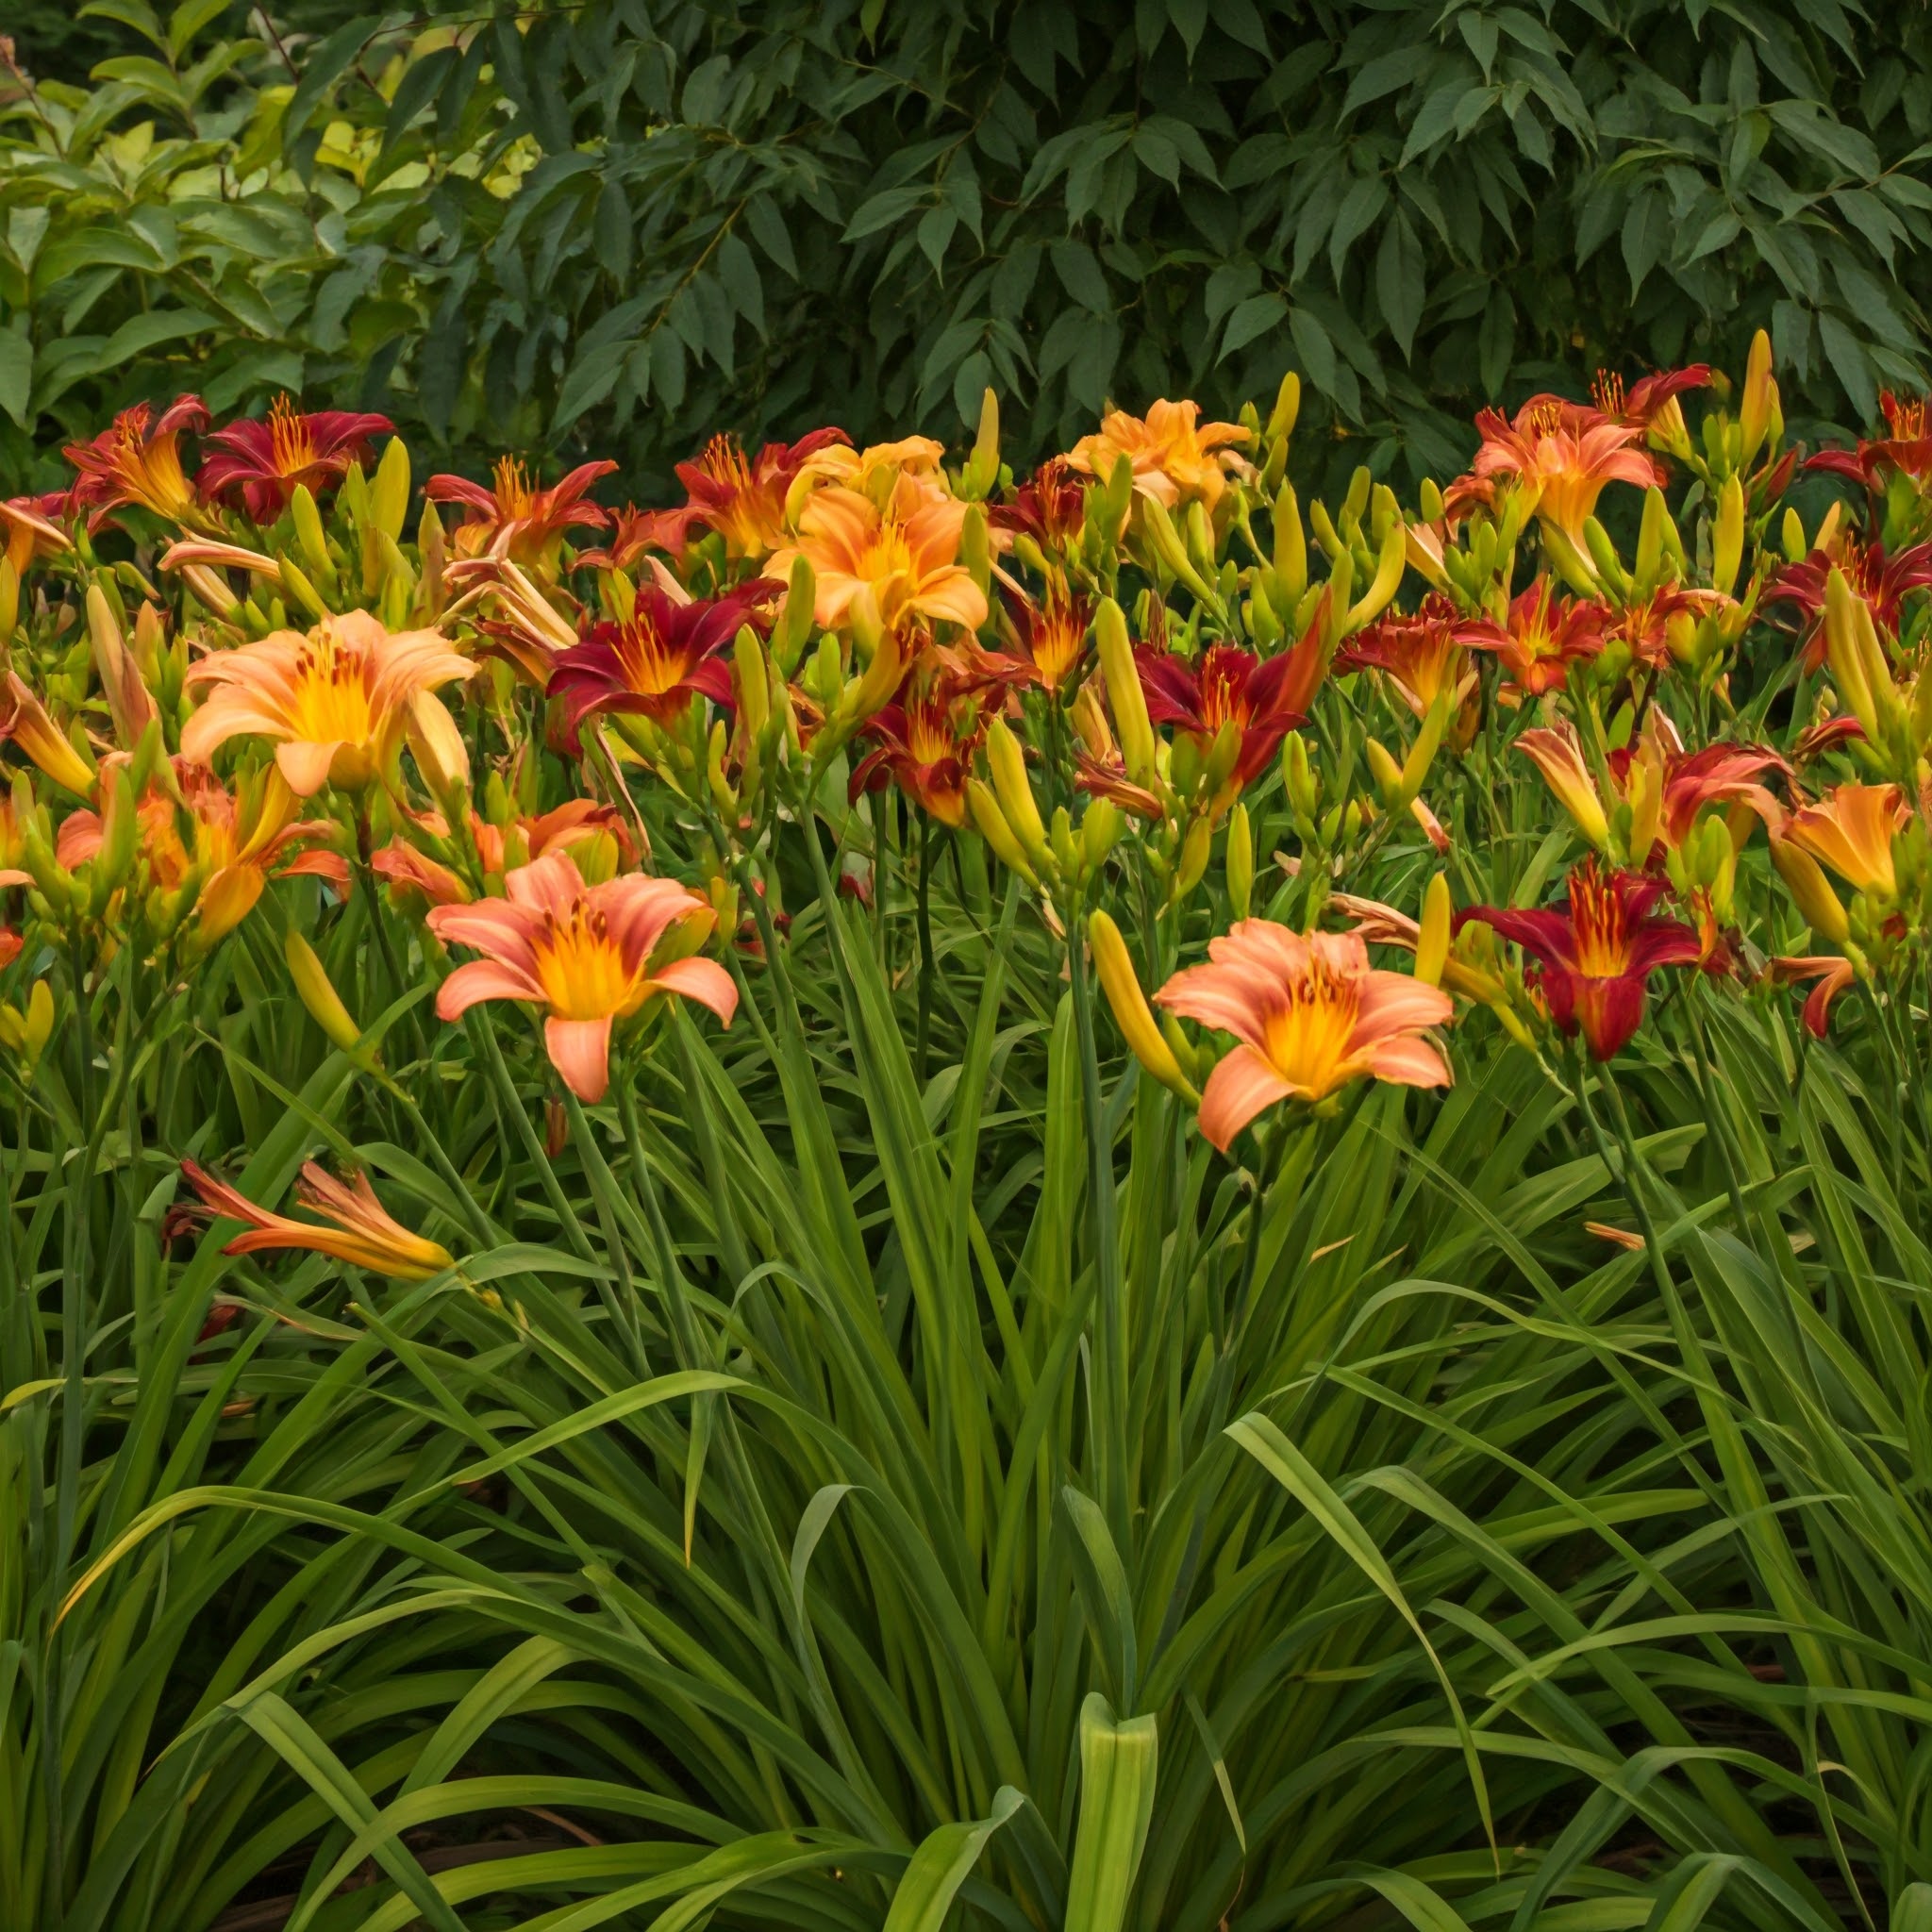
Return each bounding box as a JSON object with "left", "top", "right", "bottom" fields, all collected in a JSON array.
[
  {"left": 1089, "top": 909, "right": 1196, "bottom": 1100},
  {"left": 1095, "top": 598, "right": 1155, "bottom": 784},
  {"left": 1416, "top": 873, "right": 1451, "bottom": 987},
  {"left": 286, "top": 930, "right": 375, "bottom": 1062},
  {"left": 967, "top": 777, "right": 1040, "bottom": 887},
  {"left": 1711, "top": 474, "right": 1744, "bottom": 596},
  {"left": 1225, "top": 801, "right": 1254, "bottom": 918}
]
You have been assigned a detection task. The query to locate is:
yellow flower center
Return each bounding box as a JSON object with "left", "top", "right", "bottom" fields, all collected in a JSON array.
[
  {"left": 1569, "top": 875, "right": 1630, "bottom": 976},
  {"left": 287, "top": 637, "right": 377, "bottom": 747},
  {"left": 269, "top": 394, "right": 315, "bottom": 475},
  {"left": 611, "top": 615, "right": 688, "bottom": 696},
  {"left": 905, "top": 704, "right": 955, "bottom": 765},
  {"left": 533, "top": 904, "right": 644, "bottom": 1021},
  {"left": 1261, "top": 959, "right": 1360, "bottom": 1094}
]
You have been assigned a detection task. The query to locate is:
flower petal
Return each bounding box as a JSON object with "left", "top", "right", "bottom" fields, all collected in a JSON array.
[
  {"left": 1195, "top": 1045, "right": 1294, "bottom": 1153},
  {"left": 545, "top": 1015, "right": 613, "bottom": 1102}
]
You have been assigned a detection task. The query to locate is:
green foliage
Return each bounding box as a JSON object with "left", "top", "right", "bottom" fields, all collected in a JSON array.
[{"left": 4, "top": 0, "right": 1932, "bottom": 498}]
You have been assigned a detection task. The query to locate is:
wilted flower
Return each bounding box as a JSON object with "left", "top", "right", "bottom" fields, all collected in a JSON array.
[
  {"left": 180, "top": 609, "right": 473, "bottom": 796},
  {"left": 547, "top": 584, "right": 773, "bottom": 748},
  {"left": 196, "top": 396, "right": 394, "bottom": 522},
  {"left": 765, "top": 475, "right": 987, "bottom": 635},
  {"left": 0, "top": 491, "right": 72, "bottom": 575},
  {"left": 427, "top": 852, "right": 737, "bottom": 1102},
  {"left": 1156, "top": 923, "right": 1452, "bottom": 1149},
  {"left": 1066, "top": 399, "right": 1248, "bottom": 512},
  {"left": 181, "top": 1158, "right": 455, "bottom": 1279},
  {"left": 1467, "top": 394, "right": 1663, "bottom": 545},
  {"left": 1767, "top": 955, "right": 1857, "bottom": 1039},
  {"left": 65, "top": 396, "right": 210, "bottom": 531},
  {"left": 426, "top": 457, "right": 617, "bottom": 566},
  {"left": 1467, "top": 859, "right": 1702, "bottom": 1059}
]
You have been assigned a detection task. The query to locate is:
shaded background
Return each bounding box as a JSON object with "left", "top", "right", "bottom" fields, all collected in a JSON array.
[{"left": 1, "top": 0, "right": 1928, "bottom": 500}]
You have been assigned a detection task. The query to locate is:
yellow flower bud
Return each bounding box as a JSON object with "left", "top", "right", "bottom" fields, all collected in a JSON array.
[
  {"left": 1416, "top": 873, "right": 1451, "bottom": 987},
  {"left": 1740, "top": 327, "right": 1775, "bottom": 464},
  {"left": 1771, "top": 837, "right": 1850, "bottom": 947},
  {"left": 286, "top": 930, "right": 375, "bottom": 1061},
  {"left": 1711, "top": 474, "right": 1744, "bottom": 596},
  {"left": 291, "top": 485, "right": 330, "bottom": 576},
  {"left": 1781, "top": 507, "right": 1807, "bottom": 564},
  {"left": 1175, "top": 813, "right": 1213, "bottom": 899},
  {"left": 1225, "top": 801, "right": 1253, "bottom": 919},
  {"left": 967, "top": 777, "right": 1040, "bottom": 887},
  {"left": 1089, "top": 909, "right": 1196, "bottom": 1101},
  {"left": 25, "top": 978, "right": 54, "bottom": 1059},
  {"left": 986, "top": 718, "right": 1048, "bottom": 861},
  {"left": 1095, "top": 598, "right": 1155, "bottom": 784}
]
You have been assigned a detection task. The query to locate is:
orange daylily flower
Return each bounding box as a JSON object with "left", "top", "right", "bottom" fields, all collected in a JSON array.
[
  {"left": 850, "top": 663, "right": 986, "bottom": 828},
  {"left": 1157, "top": 923, "right": 1452, "bottom": 1149},
  {"left": 57, "top": 758, "right": 341, "bottom": 943},
  {"left": 427, "top": 852, "right": 737, "bottom": 1102},
  {"left": 181, "top": 1158, "right": 455, "bottom": 1279},
  {"left": 181, "top": 610, "right": 474, "bottom": 797},
  {"left": 764, "top": 475, "right": 988, "bottom": 636},
  {"left": 0, "top": 491, "right": 72, "bottom": 576},
  {"left": 375, "top": 799, "right": 634, "bottom": 909},
  {"left": 1, "top": 673, "right": 96, "bottom": 796},
  {"left": 1767, "top": 955, "right": 1857, "bottom": 1039},
  {"left": 1465, "top": 582, "right": 1609, "bottom": 695},
  {"left": 1065, "top": 399, "right": 1249, "bottom": 512},
  {"left": 1467, "top": 394, "right": 1662, "bottom": 545},
  {"left": 1341, "top": 594, "right": 1495, "bottom": 716},
  {"left": 65, "top": 396, "right": 210, "bottom": 532},
  {"left": 1779, "top": 782, "right": 1907, "bottom": 899}
]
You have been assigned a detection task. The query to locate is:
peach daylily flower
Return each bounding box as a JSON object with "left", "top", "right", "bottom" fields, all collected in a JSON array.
[
  {"left": 426, "top": 852, "right": 737, "bottom": 1102},
  {"left": 1065, "top": 399, "right": 1249, "bottom": 512},
  {"left": 764, "top": 475, "right": 988, "bottom": 636},
  {"left": 182, "top": 1158, "right": 455, "bottom": 1279},
  {"left": 180, "top": 610, "right": 474, "bottom": 797},
  {"left": 1468, "top": 394, "right": 1663, "bottom": 546},
  {"left": 1780, "top": 782, "right": 1907, "bottom": 899},
  {"left": 1157, "top": 924, "right": 1453, "bottom": 1150}
]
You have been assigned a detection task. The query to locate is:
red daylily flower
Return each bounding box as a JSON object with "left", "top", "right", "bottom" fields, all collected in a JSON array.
[
  {"left": 1138, "top": 641, "right": 1315, "bottom": 791},
  {"left": 1766, "top": 535, "right": 1932, "bottom": 670},
  {"left": 1340, "top": 593, "right": 1496, "bottom": 715},
  {"left": 425, "top": 456, "right": 617, "bottom": 566},
  {"left": 991, "top": 458, "right": 1090, "bottom": 549},
  {"left": 546, "top": 583, "right": 774, "bottom": 748},
  {"left": 1589, "top": 365, "right": 1712, "bottom": 432},
  {"left": 1806, "top": 391, "right": 1932, "bottom": 491},
  {"left": 65, "top": 395, "right": 209, "bottom": 530},
  {"left": 969, "top": 580, "right": 1093, "bottom": 695},
  {"left": 197, "top": 396, "right": 394, "bottom": 522},
  {"left": 1467, "top": 859, "right": 1703, "bottom": 1059},
  {"left": 849, "top": 666, "right": 986, "bottom": 828}
]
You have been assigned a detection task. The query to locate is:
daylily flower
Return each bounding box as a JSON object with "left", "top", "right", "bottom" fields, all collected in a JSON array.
[
  {"left": 1806, "top": 391, "right": 1932, "bottom": 491},
  {"left": 1065, "top": 399, "right": 1249, "bottom": 512},
  {"left": 1467, "top": 859, "right": 1702, "bottom": 1059},
  {"left": 1607, "top": 585, "right": 1727, "bottom": 669},
  {"left": 425, "top": 457, "right": 617, "bottom": 566},
  {"left": 1766, "top": 535, "right": 1932, "bottom": 671},
  {"left": 180, "top": 609, "right": 474, "bottom": 796},
  {"left": 1139, "top": 642, "right": 1313, "bottom": 798},
  {"left": 1466, "top": 582, "right": 1609, "bottom": 695},
  {"left": 1778, "top": 781, "right": 1907, "bottom": 899},
  {"left": 58, "top": 758, "right": 342, "bottom": 942},
  {"left": 1589, "top": 364, "right": 1711, "bottom": 448},
  {"left": 181, "top": 1158, "right": 454, "bottom": 1279},
  {"left": 65, "top": 396, "right": 210, "bottom": 532},
  {"left": 1767, "top": 955, "right": 1857, "bottom": 1039},
  {"left": 1341, "top": 594, "right": 1495, "bottom": 716},
  {"left": 764, "top": 475, "right": 987, "bottom": 636},
  {"left": 547, "top": 583, "right": 774, "bottom": 748},
  {"left": 850, "top": 666, "right": 986, "bottom": 827},
  {"left": 973, "top": 580, "right": 1092, "bottom": 694},
  {"left": 1156, "top": 923, "right": 1452, "bottom": 1149},
  {"left": 608, "top": 429, "right": 852, "bottom": 565},
  {"left": 1, "top": 673, "right": 96, "bottom": 796},
  {"left": 1467, "top": 394, "right": 1663, "bottom": 545},
  {"left": 1, "top": 491, "right": 72, "bottom": 575},
  {"left": 427, "top": 852, "right": 737, "bottom": 1102},
  {"left": 793, "top": 434, "right": 948, "bottom": 505},
  {"left": 197, "top": 396, "right": 394, "bottom": 522}
]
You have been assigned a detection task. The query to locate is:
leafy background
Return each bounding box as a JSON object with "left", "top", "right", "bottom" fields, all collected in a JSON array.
[{"left": 3, "top": 0, "right": 1931, "bottom": 494}]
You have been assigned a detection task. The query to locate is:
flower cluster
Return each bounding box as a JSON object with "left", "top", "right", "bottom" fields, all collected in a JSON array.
[{"left": 2, "top": 339, "right": 1927, "bottom": 1264}]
